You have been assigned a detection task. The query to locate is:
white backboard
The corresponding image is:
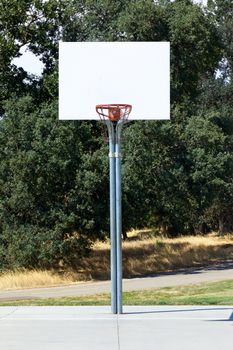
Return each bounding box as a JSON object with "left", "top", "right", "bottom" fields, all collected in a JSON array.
[{"left": 59, "top": 42, "right": 170, "bottom": 120}]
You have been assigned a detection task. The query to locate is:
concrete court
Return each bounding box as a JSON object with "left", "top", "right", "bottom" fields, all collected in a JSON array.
[{"left": 0, "top": 306, "right": 233, "bottom": 350}]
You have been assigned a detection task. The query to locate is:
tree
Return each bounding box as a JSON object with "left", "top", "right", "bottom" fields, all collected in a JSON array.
[
  {"left": 190, "top": 0, "right": 233, "bottom": 233},
  {"left": 0, "top": 0, "right": 68, "bottom": 113},
  {"left": 184, "top": 113, "right": 233, "bottom": 233},
  {"left": 122, "top": 121, "right": 194, "bottom": 235},
  {"left": 0, "top": 96, "right": 108, "bottom": 268},
  {"left": 207, "top": 0, "right": 233, "bottom": 76},
  {"left": 63, "top": 0, "right": 128, "bottom": 41}
]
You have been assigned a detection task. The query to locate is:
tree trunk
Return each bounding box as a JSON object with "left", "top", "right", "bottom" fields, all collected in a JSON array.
[
  {"left": 122, "top": 230, "right": 128, "bottom": 240},
  {"left": 218, "top": 216, "right": 231, "bottom": 236}
]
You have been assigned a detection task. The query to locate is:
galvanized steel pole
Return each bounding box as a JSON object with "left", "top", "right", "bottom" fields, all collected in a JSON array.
[
  {"left": 107, "top": 120, "right": 124, "bottom": 314},
  {"left": 115, "top": 120, "right": 124, "bottom": 314},
  {"left": 107, "top": 121, "right": 117, "bottom": 314}
]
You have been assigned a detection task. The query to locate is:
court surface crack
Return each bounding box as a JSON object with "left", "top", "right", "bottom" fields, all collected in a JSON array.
[
  {"left": 117, "top": 315, "right": 121, "bottom": 350},
  {"left": 0, "top": 307, "right": 18, "bottom": 320}
]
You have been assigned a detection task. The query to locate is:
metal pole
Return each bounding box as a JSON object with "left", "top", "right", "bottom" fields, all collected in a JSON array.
[
  {"left": 116, "top": 120, "right": 124, "bottom": 314},
  {"left": 106, "top": 121, "right": 117, "bottom": 314}
]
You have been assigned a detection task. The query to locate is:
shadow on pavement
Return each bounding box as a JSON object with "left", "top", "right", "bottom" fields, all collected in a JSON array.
[
  {"left": 132, "top": 260, "right": 233, "bottom": 279},
  {"left": 206, "top": 311, "right": 233, "bottom": 322},
  {"left": 125, "top": 307, "right": 233, "bottom": 315}
]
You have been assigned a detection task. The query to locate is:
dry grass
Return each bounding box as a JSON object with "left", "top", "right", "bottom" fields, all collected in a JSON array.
[
  {"left": 1, "top": 230, "right": 233, "bottom": 290},
  {"left": 0, "top": 269, "right": 78, "bottom": 291},
  {"left": 80, "top": 230, "right": 233, "bottom": 279}
]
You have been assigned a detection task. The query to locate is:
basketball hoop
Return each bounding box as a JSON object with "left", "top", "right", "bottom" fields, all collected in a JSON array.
[
  {"left": 96, "top": 104, "right": 132, "bottom": 123},
  {"left": 96, "top": 103, "right": 132, "bottom": 314}
]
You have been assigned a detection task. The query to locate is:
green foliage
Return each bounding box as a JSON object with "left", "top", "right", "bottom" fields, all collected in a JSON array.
[
  {"left": 207, "top": 0, "right": 233, "bottom": 75},
  {"left": 117, "top": 0, "right": 168, "bottom": 41},
  {"left": 123, "top": 121, "right": 193, "bottom": 235},
  {"left": 0, "top": 0, "right": 70, "bottom": 113},
  {"left": 0, "top": 97, "right": 107, "bottom": 268},
  {"left": 194, "top": 0, "right": 233, "bottom": 232},
  {"left": 184, "top": 113, "right": 233, "bottom": 232},
  {"left": 167, "top": 0, "right": 221, "bottom": 103},
  {"left": 62, "top": 0, "right": 128, "bottom": 41}
]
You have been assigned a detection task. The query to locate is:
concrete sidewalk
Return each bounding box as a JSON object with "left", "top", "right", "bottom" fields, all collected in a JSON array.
[{"left": 0, "top": 306, "right": 232, "bottom": 349}]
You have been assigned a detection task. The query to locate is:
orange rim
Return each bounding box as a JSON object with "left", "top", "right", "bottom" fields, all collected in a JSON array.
[{"left": 96, "top": 104, "right": 132, "bottom": 122}]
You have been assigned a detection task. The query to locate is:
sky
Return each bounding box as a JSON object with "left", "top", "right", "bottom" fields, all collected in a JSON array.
[
  {"left": 12, "top": 46, "right": 44, "bottom": 76},
  {"left": 11, "top": 0, "right": 208, "bottom": 76}
]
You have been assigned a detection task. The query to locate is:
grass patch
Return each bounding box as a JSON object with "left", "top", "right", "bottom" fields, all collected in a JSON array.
[
  {"left": 0, "top": 269, "right": 78, "bottom": 291},
  {"left": 79, "top": 231, "right": 233, "bottom": 280},
  {"left": 1, "top": 231, "right": 233, "bottom": 290},
  {"left": 1, "top": 280, "right": 233, "bottom": 306}
]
